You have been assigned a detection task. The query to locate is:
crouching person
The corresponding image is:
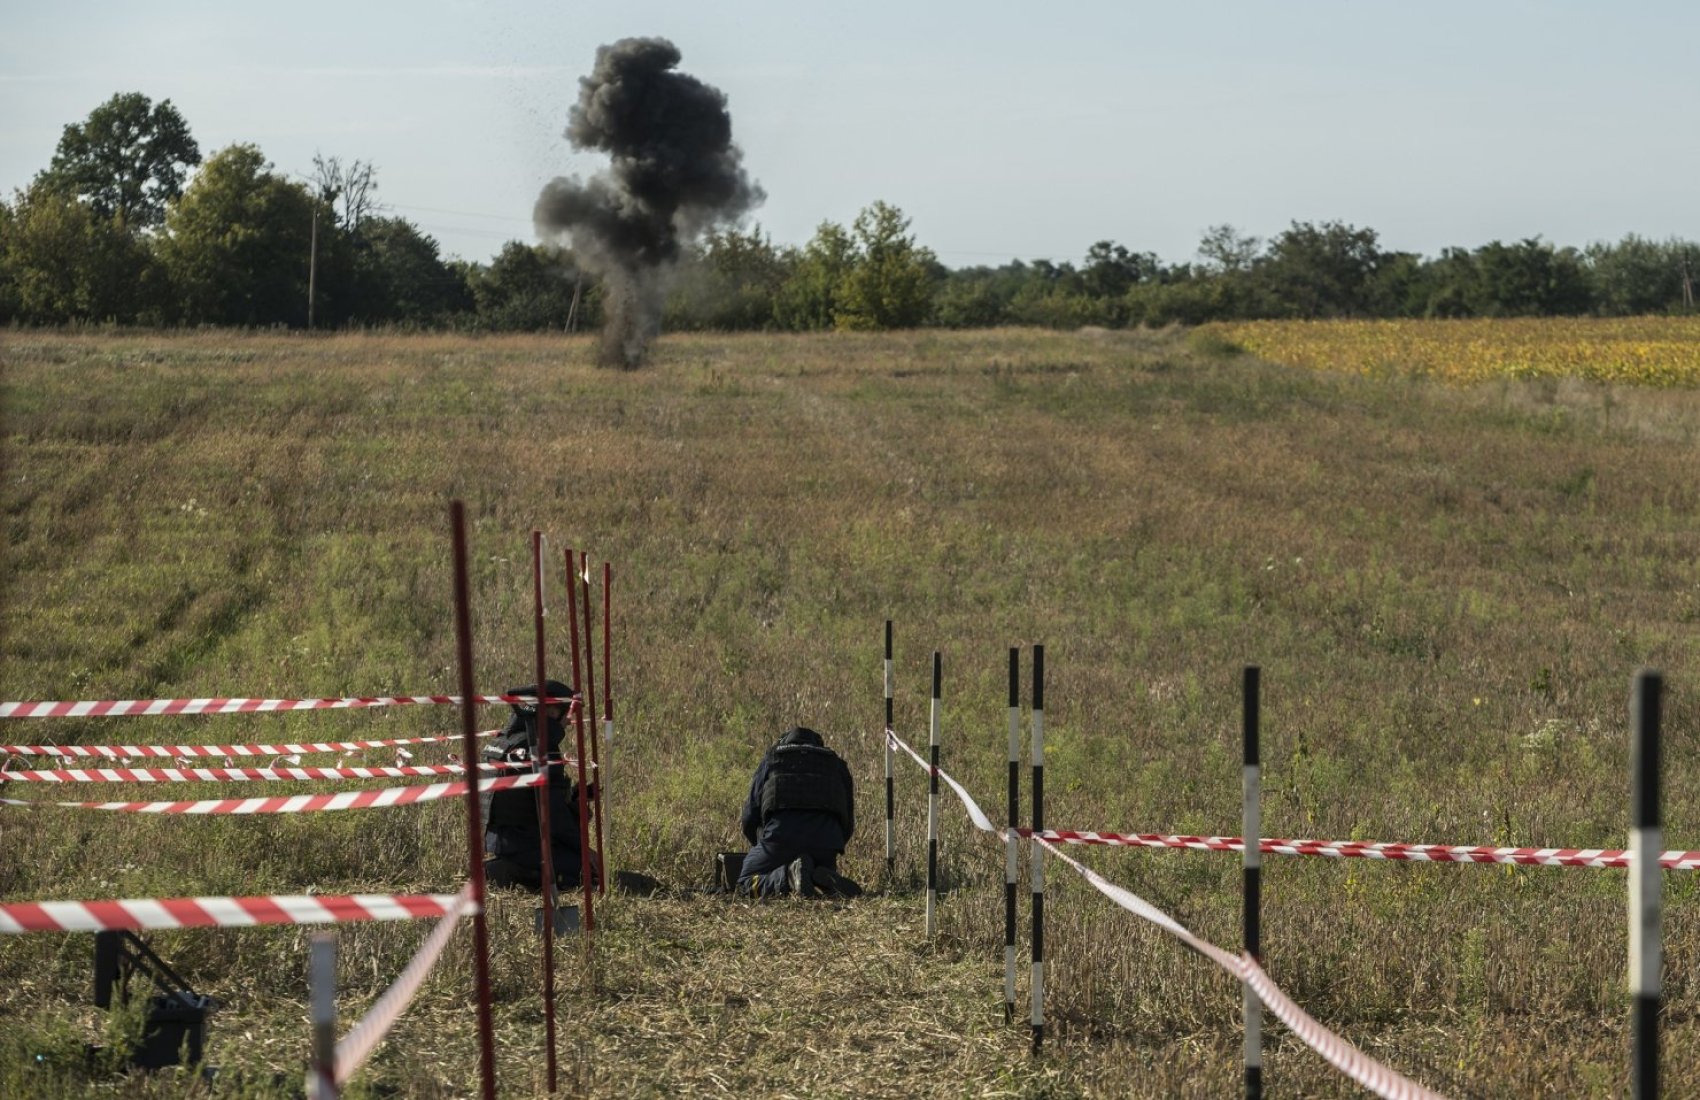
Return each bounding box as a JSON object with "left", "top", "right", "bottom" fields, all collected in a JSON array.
[
  {"left": 737, "top": 727, "right": 861, "bottom": 899},
  {"left": 483, "top": 679, "right": 599, "bottom": 893}
]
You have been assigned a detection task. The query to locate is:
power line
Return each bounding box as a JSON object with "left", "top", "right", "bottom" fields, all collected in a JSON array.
[
  {"left": 408, "top": 221, "right": 530, "bottom": 242},
  {"left": 383, "top": 201, "right": 532, "bottom": 225}
]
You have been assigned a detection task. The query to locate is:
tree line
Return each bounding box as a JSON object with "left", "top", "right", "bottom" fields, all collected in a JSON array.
[{"left": 4, "top": 93, "right": 1697, "bottom": 332}]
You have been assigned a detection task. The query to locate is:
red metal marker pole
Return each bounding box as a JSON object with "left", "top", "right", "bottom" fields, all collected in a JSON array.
[
  {"left": 529, "top": 530, "right": 559, "bottom": 1093},
  {"left": 449, "top": 501, "right": 497, "bottom": 1100},
  {"left": 579, "top": 551, "right": 607, "bottom": 895},
  {"left": 564, "top": 548, "right": 596, "bottom": 931}
]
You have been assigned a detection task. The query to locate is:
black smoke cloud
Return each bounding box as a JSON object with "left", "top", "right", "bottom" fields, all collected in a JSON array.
[{"left": 535, "top": 37, "right": 764, "bottom": 367}]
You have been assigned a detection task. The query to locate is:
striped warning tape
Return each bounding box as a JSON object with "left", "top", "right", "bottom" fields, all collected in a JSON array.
[
  {"left": 335, "top": 887, "right": 476, "bottom": 1085},
  {"left": 0, "top": 762, "right": 552, "bottom": 784},
  {"left": 0, "top": 892, "right": 466, "bottom": 933},
  {"left": 886, "top": 729, "right": 998, "bottom": 832},
  {"left": 1, "top": 729, "right": 501, "bottom": 759},
  {"left": 0, "top": 692, "right": 576, "bottom": 719},
  {"left": 886, "top": 730, "right": 1447, "bottom": 1100},
  {"left": 0, "top": 772, "right": 545, "bottom": 814},
  {"left": 1029, "top": 828, "right": 1700, "bottom": 871},
  {"left": 1035, "top": 835, "right": 1446, "bottom": 1100}
]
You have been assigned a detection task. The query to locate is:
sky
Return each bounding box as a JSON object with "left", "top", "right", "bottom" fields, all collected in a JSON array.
[{"left": 3, "top": 1, "right": 1698, "bottom": 270}]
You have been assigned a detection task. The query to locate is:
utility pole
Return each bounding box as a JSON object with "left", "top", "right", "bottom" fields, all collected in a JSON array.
[
  {"left": 308, "top": 206, "right": 319, "bottom": 330},
  {"left": 567, "top": 272, "right": 583, "bottom": 333},
  {"left": 1682, "top": 253, "right": 1695, "bottom": 311}
]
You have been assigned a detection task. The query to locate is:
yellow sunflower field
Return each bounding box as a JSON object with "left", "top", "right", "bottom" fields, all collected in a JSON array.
[{"left": 1207, "top": 316, "right": 1700, "bottom": 386}]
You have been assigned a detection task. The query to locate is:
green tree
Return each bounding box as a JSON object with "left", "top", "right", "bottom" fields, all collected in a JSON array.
[
  {"left": 834, "top": 201, "right": 938, "bottom": 330},
  {"left": 350, "top": 216, "right": 472, "bottom": 325},
  {"left": 157, "top": 144, "right": 327, "bottom": 326},
  {"left": 1196, "top": 224, "right": 1262, "bottom": 274},
  {"left": 1585, "top": 235, "right": 1688, "bottom": 315},
  {"left": 1256, "top": 221, "right": 1387, "bottom": 318},
  {"left": 1415, "top": 248, "right": 1478, "bottom": 318},
  {"left": 1363, "top": 251, "right": 1432, "bottom": 318},
  {"left": 1081, "top": 240, "right": 1160, "bottom": 300},
  {"left": 468, "top": 242, "right": 581, "bottom": 330},
  {"left": 1124, "top": 276, "right": 1236, "bottom": 327},
  {"left": 932, "top": 260, "right": 1035, "bottom": 328},
  {"left": 702, "top": 227, "right": 789, "bottom": 289},
  {"left": 773, "top": 220, "right": 854, "bottom": 331},
  {"left": 666, "top": 227, "right": 791, "bottom": 330},
  {"left": 1468, "top": 238, "right": 1591, "bottom": 316},
  {"left": 1006, "top": 281, "right": 1106, "bottom": 328},
  {"left": 0, "top": 199, "right": 16, "bottom": 323},
  {"left": 0, "top": 179, "right": 160, "bottom": 323},
  {"left": 39, "top": 92, "right": 200, "bottom": 229}
]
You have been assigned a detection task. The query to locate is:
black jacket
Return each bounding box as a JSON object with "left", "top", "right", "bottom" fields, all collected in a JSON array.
[
  {"left": 482, "top": 681, "right": 585, "bottom": 862},
  {"left": 740, "top": 727, "right": 855, "bottom": 850}
]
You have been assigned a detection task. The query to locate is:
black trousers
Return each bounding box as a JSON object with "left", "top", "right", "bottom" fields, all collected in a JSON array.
[
  {"left": 736, "top": 840, "right": 841, "bottom": 896},
  {"left": 484, "top": 830, "right": 584, "bottom": 893},
  {"left": 735, "top": 810, "right": 849, "bottom": 896}
]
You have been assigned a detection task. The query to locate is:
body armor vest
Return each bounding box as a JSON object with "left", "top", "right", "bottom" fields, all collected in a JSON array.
[{"left": 759, "top": 744, "right": 851, "bottom": 829}]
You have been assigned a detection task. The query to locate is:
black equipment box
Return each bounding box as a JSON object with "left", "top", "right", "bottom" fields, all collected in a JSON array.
[{"left": 716, "top": 851, "right": 746, "bottom": 893}]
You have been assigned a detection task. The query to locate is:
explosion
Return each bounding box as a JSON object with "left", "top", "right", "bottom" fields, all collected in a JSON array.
[{"left": 535, "top": 37, "right": 764, "bottom": 367}]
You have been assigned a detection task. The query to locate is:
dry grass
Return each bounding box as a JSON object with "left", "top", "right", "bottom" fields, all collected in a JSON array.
[{"left": 2, "top": 325, "right": 1699, "bottom": 1097}]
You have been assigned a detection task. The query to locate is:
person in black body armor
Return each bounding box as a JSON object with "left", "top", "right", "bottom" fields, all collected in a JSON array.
[
  {"left": 482, "top": 679, "right": 598, "bottom": 892},
  {"left": 737, "top": 727, "right": 861, "bottom": 898}
]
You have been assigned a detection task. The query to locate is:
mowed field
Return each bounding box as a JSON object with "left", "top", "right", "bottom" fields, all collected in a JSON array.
[{"left": 2, "top": 324, "right": 1699, "bottom": 1098}]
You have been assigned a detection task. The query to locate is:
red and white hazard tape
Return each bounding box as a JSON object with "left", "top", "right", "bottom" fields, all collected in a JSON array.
[
  {"left": 1030, "top": 828, "right": 1700, "bottom": 871},
  {"left": 335, "top": 887, "right": 476, "bottom": 1084},
  {"left": 0, "top": 762, "right": 545, "bottom": 784},
  {"left": 1, "top": 730, "right": 500, "bottom": 759},
  {"left": 887, "top": 730, "right": 1000, "bottom": 833},
  {"left": 1035, "top": 836, "right": 1446, "bottom": 1100},
  {"left": 886, "top": 730, "right": 1448, "bottom": 1100},
  {"left": 0, "top": 892, "right": 465, "bottom": 934},
  {"left": 888, "top": 729, "right": 1699, "bottom": 872},
  {"left": 0, "top": 772, "right": 544, "bottom": 815},
  {"left": 0, "top": 692, "right": 576, "bottom": 719}
]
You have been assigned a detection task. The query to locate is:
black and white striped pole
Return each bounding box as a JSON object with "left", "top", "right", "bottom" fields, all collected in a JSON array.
[
  {"left": 1630, "top": 669, "right": 1662, "bottom": 1100},
  {"left": 925, "top": 650, "right": 942, "bottom": 938},
  {"left": 1030, "top": 643, "right": 1046, "bottom": 1054},
  {"left": 1005, "top": 646, "right": 1021, "bottom": 1026},
  {"left": 885, "top": 620, "right": 895, "bottom": 882},
  {"left": 1242, "top": 666, "right": 1263, "bottom": 1100}
]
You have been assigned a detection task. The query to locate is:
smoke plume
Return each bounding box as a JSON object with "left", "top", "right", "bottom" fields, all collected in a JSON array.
[{"left": 535, "top": 37, "right": 764, "bottom": 367}]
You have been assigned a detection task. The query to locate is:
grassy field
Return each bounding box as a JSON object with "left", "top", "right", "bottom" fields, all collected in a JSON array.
[{"left": 2, "top": 325, "right": 1698, "bottom": 1098}]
